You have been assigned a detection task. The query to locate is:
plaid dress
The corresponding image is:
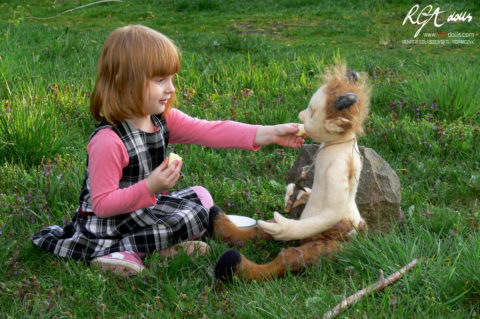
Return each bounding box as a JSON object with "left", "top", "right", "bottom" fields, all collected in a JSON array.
[{"left": 31, "top": 115, "right": 210, "bottom": 260}]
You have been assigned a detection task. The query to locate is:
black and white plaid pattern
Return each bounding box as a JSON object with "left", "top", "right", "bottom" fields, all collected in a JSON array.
[{"left": 31, "top": 115, "right": 209, "bottom": 260}]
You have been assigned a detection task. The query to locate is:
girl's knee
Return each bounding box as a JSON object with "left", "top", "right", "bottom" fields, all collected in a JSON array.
[{"left": 191, "top": 185, "right": 214, "bottom": 209}]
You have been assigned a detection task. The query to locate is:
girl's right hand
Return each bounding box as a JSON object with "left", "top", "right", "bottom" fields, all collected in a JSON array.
[{"left": 145, "top": 158, "right": 182, "bottom": 194}]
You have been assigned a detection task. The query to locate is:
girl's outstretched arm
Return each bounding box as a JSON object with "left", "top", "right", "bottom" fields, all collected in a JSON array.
[
  {"left": 166, "top": 109, "right": 304, "bottom": 149},
  {"left": 165, "top": 109, "right": 261, "bottom": 150},
  {"left": 254, "top": 124, "right": 305, "bottom": 148}
]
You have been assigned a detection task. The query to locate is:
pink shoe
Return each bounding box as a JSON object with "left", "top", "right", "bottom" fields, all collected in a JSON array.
[{"left": 91, "top": 251, "right": 145, "bottom": 276}]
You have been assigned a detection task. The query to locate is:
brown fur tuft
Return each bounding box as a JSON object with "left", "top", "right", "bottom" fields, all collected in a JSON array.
[
  {"left": 322, "top": 64, "right": 371, "bottom": 136},
  {"left": 347, "top": 154, "right": 355, "bottom": 190}
]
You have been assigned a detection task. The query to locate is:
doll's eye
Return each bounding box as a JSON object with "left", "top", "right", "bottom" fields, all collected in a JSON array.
[{"left": 309, "top": 105, "right": 315, "bottom": 118}]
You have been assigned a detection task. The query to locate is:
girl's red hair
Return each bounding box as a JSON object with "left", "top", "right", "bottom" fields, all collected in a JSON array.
[{"left": 90, "top": 25, "right": 180, "bottom": 124}]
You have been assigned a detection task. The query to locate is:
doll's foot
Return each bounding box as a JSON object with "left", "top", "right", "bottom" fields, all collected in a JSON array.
[
  {"left": 157, "top": 241, "right": 210, "bottom": 258},
  {"left": 91, "top": 251, "right": 145, "bottom": 276}
]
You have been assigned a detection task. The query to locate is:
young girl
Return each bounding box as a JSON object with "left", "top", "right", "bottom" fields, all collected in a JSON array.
[{"left": 31, "top": 25, "right": 305, "bottom": 276}]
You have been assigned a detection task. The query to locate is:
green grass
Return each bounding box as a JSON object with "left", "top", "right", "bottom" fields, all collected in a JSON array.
[{"left": 1, "top": 0, "right": 479, "bottom": 318}]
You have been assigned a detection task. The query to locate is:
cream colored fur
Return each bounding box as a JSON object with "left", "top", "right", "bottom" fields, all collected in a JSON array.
[{"left": 258, "top": 74, "right": 368, "bottom": 241}]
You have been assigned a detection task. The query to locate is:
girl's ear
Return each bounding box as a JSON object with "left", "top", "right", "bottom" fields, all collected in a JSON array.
[{"left": 325, "top": 117, "right": 353, "bottom": 133}]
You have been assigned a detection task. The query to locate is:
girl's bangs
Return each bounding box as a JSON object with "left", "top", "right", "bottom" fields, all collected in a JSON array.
[{"left": 147, "top": 40, "right": 180, "bottom": 78}]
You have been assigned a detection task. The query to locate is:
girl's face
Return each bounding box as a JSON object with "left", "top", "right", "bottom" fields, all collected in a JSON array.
[{"left": 143, "top": 75, "right": 175, "bottom": 115}]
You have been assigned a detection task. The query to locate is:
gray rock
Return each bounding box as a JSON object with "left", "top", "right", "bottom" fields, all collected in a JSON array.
[{"left": 285, "top": 144, "right": 403, "bottom": 234}]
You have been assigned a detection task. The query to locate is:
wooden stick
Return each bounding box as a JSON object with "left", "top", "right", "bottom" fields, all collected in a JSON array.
[
  {"left": 323, "top": 258, "right": 419, "bottom": 319},
  {"left": 30, "top": 0, "right": 123, "bottom": 20}
]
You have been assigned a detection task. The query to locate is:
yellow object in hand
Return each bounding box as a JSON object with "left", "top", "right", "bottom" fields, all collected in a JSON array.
[
  {"left": 297, "top": 124, "right": 306, "bottom": 137},
  {"left": 168, "top": 153, "right": 182, "bottom": 167}
]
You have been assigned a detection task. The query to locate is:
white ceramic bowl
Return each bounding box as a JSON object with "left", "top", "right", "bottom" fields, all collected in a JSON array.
[{"left": 227, "top": 215, "right": 257, "bottom": 228}]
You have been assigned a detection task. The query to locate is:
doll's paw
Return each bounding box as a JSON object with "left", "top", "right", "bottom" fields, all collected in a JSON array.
[{"left": 258, "top": 212, "right": 296, "bottom": 241}]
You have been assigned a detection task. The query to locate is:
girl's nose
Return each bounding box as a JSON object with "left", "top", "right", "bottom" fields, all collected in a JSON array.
[{"left": 166, "top": 78, "right": 175, "bottom": 93}]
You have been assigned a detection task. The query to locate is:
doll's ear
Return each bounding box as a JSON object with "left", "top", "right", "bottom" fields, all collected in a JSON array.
[
  {"left": 325, "top": 117, "right": 353, "bottom": 133},
  {"left": 346, "top": 71, "right": 360, "bottom": 83},
  {"left": 334, "top": 93, "right": 358, "bottom": 111}
]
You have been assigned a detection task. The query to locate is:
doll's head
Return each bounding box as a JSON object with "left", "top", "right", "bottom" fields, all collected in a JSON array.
[
  {"left": 299, "top": 64, "right": 370, "bottom": 142},
  {"left": 90, "top": 25, "right": 180, "bottom": 124}
]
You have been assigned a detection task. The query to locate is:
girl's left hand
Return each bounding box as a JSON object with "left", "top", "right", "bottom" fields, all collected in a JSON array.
[{"left": 254, "top": 123, "right": 305, "bottom": 148}]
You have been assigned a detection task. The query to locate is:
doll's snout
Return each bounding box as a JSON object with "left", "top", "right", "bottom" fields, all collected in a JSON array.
[{"left": 298, "top": 110, "right": 306, "bottom": 123}]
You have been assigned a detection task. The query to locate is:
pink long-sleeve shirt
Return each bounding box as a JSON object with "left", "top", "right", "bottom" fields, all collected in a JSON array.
[{"left": 87, "top": 109, "right": 261, "bottom": 218}]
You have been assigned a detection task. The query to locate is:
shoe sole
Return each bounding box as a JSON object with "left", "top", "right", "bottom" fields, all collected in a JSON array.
[{"left": 91, "top": 256, "right": 145, "bottom": 277}]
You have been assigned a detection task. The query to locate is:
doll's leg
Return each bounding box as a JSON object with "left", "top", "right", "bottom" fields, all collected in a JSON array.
[
  {"left": 209, "top": 206, "right": 273, "bottom": 247},
  {"left": 214, "top": 219, "right": 366, "bottom": 282},
  {"left": 215, "top": 239, "right": 342, "bottom": 282}
]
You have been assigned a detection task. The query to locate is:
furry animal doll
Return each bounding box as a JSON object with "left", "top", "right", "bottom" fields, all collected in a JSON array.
[{"left": 211, "top": 64, "right": 371, "bottom": 281}]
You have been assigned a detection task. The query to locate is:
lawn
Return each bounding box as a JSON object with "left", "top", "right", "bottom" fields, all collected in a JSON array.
[{"left": 0, "top": 0, "right": 479, "bottom": 318}]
